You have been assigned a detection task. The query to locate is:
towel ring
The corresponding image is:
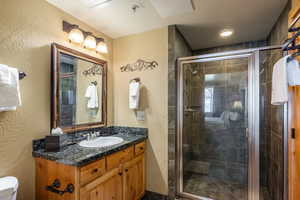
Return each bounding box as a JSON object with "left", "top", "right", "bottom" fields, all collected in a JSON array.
[{"left": 130, "top": 78, "right": 141, "bottom": 83}]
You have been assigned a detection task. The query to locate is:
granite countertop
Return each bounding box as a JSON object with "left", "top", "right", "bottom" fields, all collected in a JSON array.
[{"left": 32, "top": 127, "right": 148, "bottom": 167}]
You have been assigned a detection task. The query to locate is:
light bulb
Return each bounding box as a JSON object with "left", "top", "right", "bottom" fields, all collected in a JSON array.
[
  {"left": 68, "top": 28, "right": 84, "bottom": 44},
  {"left": 83, "top": 35, "right": 97, "bottom": 49},
  {"left": 220, "top": 29, "right": 234, "bottom": 38},
  {"left": 96, "top": 41, "right": 108, "bottom": 53}
]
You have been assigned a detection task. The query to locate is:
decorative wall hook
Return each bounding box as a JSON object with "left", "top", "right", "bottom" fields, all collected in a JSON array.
[{"left": 120, "top": 59, "right": 158, "bottom": 72}]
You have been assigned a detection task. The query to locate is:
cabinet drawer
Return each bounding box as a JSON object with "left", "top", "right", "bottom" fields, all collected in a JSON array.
[
  {"left": 106, "top": 146, "right": 134, "bottom": 170},
  {"left": 135, "top": 142, "right": 145, "bottom": 156},
  {"left": 80, "top": 158, "right": 106, "bottom": 186}
]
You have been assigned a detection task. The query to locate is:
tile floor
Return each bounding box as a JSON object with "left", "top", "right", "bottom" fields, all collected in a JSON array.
[{"left": 183, "top": 173, "right": 272, "bottom": 200}]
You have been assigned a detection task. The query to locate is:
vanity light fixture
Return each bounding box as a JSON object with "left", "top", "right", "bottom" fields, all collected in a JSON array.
[
  {"left": 62, "top": 21, "right": 108, "bottom": 53},
  {"left": 220, "top": 29, "right": 234, "bottom": 38}
]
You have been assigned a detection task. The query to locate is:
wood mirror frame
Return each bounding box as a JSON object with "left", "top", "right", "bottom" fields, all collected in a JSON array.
[{"left": 51, "top": 43, "right": 107, "bottom": 133}]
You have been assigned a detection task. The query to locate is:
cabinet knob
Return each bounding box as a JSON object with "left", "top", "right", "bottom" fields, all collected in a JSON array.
[
  {"left": 139, "top": 147, "right": 144, "bottom": 150},
  {"left": 92, "top": 168, "right": 98, "bottom": 174},
  {"left": 118, "top": 172, "right": 123, "bottom": 176},
  {"left": 125, "top": 169, "right": 129, "bottom": 172}
]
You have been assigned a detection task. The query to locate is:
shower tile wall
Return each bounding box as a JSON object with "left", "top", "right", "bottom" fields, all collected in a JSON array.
[
  {"left": 260, "top": 2, "right": 290, "bottom": 200},
  {"left": 259, "top": 49, "right": 284, "bottom": 200},
  {"left": 168, "top": 25, "right": 192, "bottom": 199}
]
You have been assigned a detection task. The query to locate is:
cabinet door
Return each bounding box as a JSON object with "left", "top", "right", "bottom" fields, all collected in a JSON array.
[
  {"left": 123, "top": 154, "right": 145, "bottom": 200},
  {"left": 81, "top": 168, "right": 123, "bottom": 200}
]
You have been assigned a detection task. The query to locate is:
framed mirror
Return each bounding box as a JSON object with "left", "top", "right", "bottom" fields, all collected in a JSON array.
[{"left": 51, "top": 43, "right": 107, "bottom": 132}]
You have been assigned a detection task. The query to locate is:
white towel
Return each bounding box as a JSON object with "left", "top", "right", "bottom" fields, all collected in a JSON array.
[
  {"left": 287, "top": 57, "right": 300, "bottom": 86},
  {"left": 85, "top": 84, "right": 98, "bottom": 109},
  {"left": 271, "top": 56, "right": 300, "bottom": 105},
  {"left": 0, "top": 64, "right": 13, "bottom": 86},
  {"left": 0, "top": 64, "right": 21, "bottom": 111},
  {"left": 129, "top": 81, "right": 140, "bottom": 109},
  {"left": 271, "top": 56, "right": 289, "bottom": 105}
]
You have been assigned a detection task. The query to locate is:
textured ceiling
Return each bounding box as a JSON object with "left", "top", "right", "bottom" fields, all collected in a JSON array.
[{"left": 46, "top": 0, "right": 288, "bottom": 50}]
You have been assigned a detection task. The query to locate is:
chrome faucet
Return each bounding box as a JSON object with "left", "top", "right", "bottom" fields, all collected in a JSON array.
[{"left": 84, "top": 131, "right": 101, "bottom": 141}]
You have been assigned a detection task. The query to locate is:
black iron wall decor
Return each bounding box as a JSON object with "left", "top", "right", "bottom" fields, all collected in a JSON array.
[
  {"left": 82, "top": 64, "right": 103, "bottom": 76},
  {"left": 120, "top": 59, "right": 158, "bottom": 72}
]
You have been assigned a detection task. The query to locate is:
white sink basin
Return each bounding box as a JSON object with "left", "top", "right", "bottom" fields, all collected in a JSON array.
[{"left": 79, "top": 136, "right": 124, "bottom": 148}]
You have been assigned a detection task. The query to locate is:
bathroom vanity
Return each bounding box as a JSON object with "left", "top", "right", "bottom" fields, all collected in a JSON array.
[
  {"left": 34, "top": 139, "right": 146, "bottom": 200},
  {"left": 33, "top": 129, "right": 147, "bottom": 200}
]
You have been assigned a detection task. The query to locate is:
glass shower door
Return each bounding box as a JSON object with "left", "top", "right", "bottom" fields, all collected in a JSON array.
[{"left": 178, "top": 55, "right": 255, "bottom": 200}]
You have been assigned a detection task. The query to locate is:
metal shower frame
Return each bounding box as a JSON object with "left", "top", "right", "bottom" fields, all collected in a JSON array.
[{"left": 176, "top": 45, "right": 288, "bottom": 200}]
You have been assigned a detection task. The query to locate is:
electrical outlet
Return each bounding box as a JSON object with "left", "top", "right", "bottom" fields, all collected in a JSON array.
[{"left": 136, "top": 111, "right": 145, "bottom": 121}]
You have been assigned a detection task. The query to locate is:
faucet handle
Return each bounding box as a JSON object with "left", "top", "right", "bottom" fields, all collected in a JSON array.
[{"left": 87, "top": 134, "right": 92, "bottom": 141}]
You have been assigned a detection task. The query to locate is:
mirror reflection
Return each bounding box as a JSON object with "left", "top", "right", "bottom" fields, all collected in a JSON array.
[{"left": 59, "top": 53, "right": 103, "bottom": 127}]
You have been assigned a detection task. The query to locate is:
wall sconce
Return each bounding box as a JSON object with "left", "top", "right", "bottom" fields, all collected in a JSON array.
[
  {"left": 68, "top": 26, "right": 84, "bottom": 44},
  {"left": 96, "top": 39, "right": 108, "bottom": 54},
  {"left": 63, "top": 21, "right": 108, "bottom": 53},
  {"left": 83, "top": 33, "right": 97, "bottom": 49}
]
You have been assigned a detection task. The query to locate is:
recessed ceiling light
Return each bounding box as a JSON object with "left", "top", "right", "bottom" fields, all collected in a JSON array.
[{"left": 220, "top": 29, "right": 234, "bottom": 38}]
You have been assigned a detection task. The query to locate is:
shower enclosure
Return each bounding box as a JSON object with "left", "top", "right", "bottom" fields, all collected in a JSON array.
[{"left": 176, "top": 47, "right": 287, "bottom": 200}]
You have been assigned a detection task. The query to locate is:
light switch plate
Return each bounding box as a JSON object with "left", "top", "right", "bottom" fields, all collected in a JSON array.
[{"left": 136, "top": 111, "right": 145, "bottom": 121}]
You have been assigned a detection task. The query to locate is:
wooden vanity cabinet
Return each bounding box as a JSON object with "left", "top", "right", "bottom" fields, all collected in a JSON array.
[
  {"left": 80, "top": 167, "right": 123, "bottom": 200},
  {"left": 35, "top": 141, "right": 146, "bottom": 200},
  {"left": 123, "top": 154, "right": 145, "bottom": 200}
]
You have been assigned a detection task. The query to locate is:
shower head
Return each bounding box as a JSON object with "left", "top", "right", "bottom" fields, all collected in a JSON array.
[{"left": 190, "top": 65, "right": 198, "bottom": 75}]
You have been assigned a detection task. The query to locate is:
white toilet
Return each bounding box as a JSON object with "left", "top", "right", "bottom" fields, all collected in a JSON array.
[{"left": 0, "top": 177, "right": 18, "bottom": 200}]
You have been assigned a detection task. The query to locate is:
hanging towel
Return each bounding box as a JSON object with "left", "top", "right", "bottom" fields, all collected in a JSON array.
[
  {"left": 0, "top": 64, "right": 13, "bottom": 86},
  {"left": 129, "top": 81, "right": 140, "bottom": 109},
  {"left": 271, "top": 56, "right": 289, "bottom": 105},
  {"left": 287, "top": 57, "right": 300, "bottom": 86},
  {"left": 0, "top": 64, "right": 21, "bottom": 111},
  {"left": 85, "top": 84, "right": 98, "bottom": 109},
  {"left": 271, "top": 55, "right": 300, "bottom": 105}
]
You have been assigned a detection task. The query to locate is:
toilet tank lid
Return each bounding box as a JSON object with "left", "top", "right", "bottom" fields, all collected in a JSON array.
[{"left": 0, "top": 177, "right": 18, "bottom": 192}]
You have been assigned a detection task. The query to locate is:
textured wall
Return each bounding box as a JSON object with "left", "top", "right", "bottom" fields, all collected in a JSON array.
[
  {"left": 0, "top": 0, "right": 113, "bottom": 199},
  {"left": 113, "top": 28, "right": 169, "bottom": 195},
  {"left": 168, "top": 25, "right": 192, "bottom": 199}
]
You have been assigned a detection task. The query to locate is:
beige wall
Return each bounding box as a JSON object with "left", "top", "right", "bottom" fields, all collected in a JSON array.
[
  {"left": 0, "top": 0, "right": 113, "bottom": 199},
  {"left": 113, "top": 28, "right": 169, "bottom": 195}
]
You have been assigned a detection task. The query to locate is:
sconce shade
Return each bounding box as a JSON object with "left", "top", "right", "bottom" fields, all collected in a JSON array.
[
  {"left": 233, "top": 101, "right": 243, "bottom": 110},
  {"left": 84, "top": 35, "right": 97, "bottom": 49},
  {"left": 96, "top": 41, "right": 108, "bottom": 53},
  {"left": 68, "top": 28, "right": 84, "bottom": 44}
]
